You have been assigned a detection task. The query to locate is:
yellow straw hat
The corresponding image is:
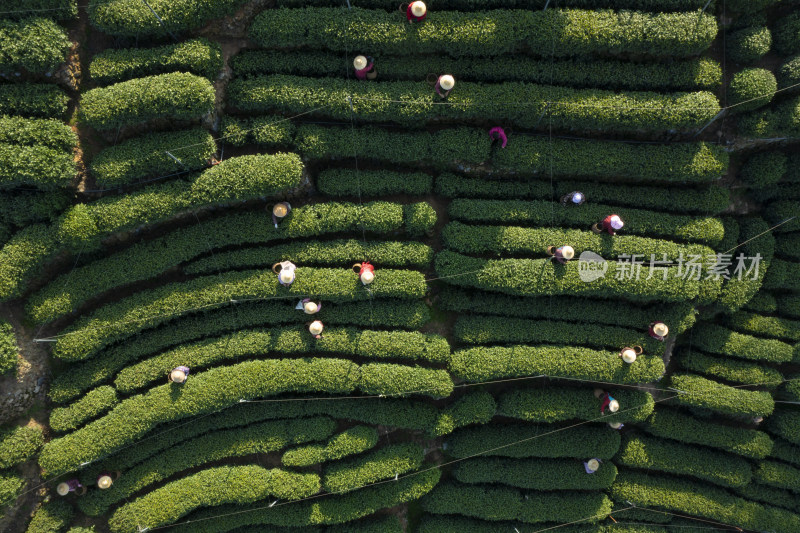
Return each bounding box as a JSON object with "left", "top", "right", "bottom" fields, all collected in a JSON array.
[
  {"left": 586, "top": 459, "right": 600, "bottom": 472},
  {"left": 561, "top": 246, "right": 575, "bottom": 260},
  {"left": 303, "top": 301, "right": 319, "bottom": 314},
  {"left": 621, "top": 348, "right": 637, "bottom": 364},
  {"left": 97, "top": 475, "right": 113, "bottom": 490},
  {"left": 280, "top": 269, "right": 294, "bottom": 284},
  {"left": 56, "top": 483, "right": 70, "bottom": 496},
  {"left": 170, "top": 369, "right": 187, "bottom": 383},
  {"left": 439, "top": 74, "right": 455, "bottom": 91},
  {"left": 653, "top": 322, "right": 669, "bottom": 337},
  {"left": 309, "top": 320, "right": 324, "bottom": 336},
  {"left": 411, "top": 1, "right": 426, "bottom": 16},
  {"left": 608, "top": 399, "right": 620, "bottom": 412},
  {"left": 273, "top": 203, "right": 288, "bottom": 218},
  {"left": 353, "top": 55, "right": 368, "bottom": 70},
  {"left": 361, "top": 269, "right": 375, "bottom": 285}
]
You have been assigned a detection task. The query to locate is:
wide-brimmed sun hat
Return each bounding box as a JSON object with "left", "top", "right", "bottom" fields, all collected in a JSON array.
[
  {"left": 309, "top": 320, "right": 324, "bottom": 335},
  {"left": 439, "top": 74, "right": 455, "bottom": 91},
  {"left": 170, "top": 369, "right": 187, "bottom": 383},
  {"left": 353, "top": 55, "right": 368, "bottom": 70},
  {"left": 56, "top": 483, "right": 70, "bottom": 496},
  {"left": 610, "top": 215, "right": 624, "bottom": 230},
  {"left": 561, "top": 246, "right": 575, "bottom": 260},
  {"left": 97, "top": 475, "right": 113, "bottom": 490},
  {"left": 273, "top": 203, "right": 289, "bottom": 218},
  {"left": 304, "top": 301, "right": 319, "bottom": 314},
  {"left": 621, "top": 348, "right": 638, "bottom": 364},
  {"left": 608, "top": 399, "right": 620, "bottom": 412},
  {"left": 653, "top": 322, "right": 669, "bottom": 337},
  {"left": 361, "top": 269, "right": 375, "bottom": 285},
  {"left": 411, "top": 1, "right": 426, "bottom": 16},
  {"left": 586, "top": 459, "right": 600, "bottom": 472}
]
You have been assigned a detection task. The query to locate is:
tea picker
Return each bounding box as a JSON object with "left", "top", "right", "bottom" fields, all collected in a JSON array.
[
  {"left": 435, "top": 74, "right": 455, "bottom": 98},
  {"left": 353, "top": 262, "right": 375, "bottom": 285},
  {"left": 169, "top": 366, "right": 190, "bottom": 384},
  {"left": 546, "top": 245, "right": 574, "bottom": 265},
  {"left": 297, "top": 298, "right": 321, "bottom": 314},
  {"left": 649, "top": 322, "right": 669, "bottom": 341},
  {"left": 97, "top": 471, "right": 120, "bottom": 490},
  {"left": 272, "top": 202, "right": 291, "bottom": 229},
  {"left": 595, "top": 388, "right": 619, "bottom": 414},
  {"left": 273, "top": 261, "right": 297, "bottom": 287},
  {"left": 560, "top": 191, "right": 585, "bottom": 206},
  {"left": 592, "top": 214, "right": 623, "bottom": 235},
  {"left": 404, "top": 1, "right": 427, "bottom": 23},
  {"left": 353, "top": 55, "right": 376, "bottom": 80},
  {"left": 56, "top": 479, "right": 85, "bottom": 496},
  {"left": 309, "top": 320, "right": 324, "bottom": 339},
  {"left": 489, "top": 127, "right": 507, "bottom": 148}
]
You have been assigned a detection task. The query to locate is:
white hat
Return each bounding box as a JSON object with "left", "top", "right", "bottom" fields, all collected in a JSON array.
[
  {"left": 572, "top": 193, "right": 583, "bottom": 204},
  {"left": 411, "top": 1, "right": 426, "bottom": 16},
  {"left": 273, "top": 203, "right": 289, "bottom": 218},
  {"left": 280, "top": 269, "right": 294, "bottom": 285},
  {"left": 561, "top": 246, "right": 575, "bottom": 260},
  {"left": 586, "top": 459, "right": 600, "bottom": 472},
  {"left": 608, "top": 400, "right": 620, "bottom": 412},
  {"left": 309, "top": 320, "right": 324, "bottom": 336},
  {"left": 56, "top": 483, "right": 70, "bottom": 496},
  {"left": 608, "top": 422, "right": 623, "bottom": 429},
  {"left": 653, "top": 322, "right": 669, "bottom": 337},
  {"left": 621, "top": 348, "right": 637, "bottom": 364},
  {"left": 610, "top": 215, "right": 624, "bottom": 230},
  {"left": 439, "top": 75, "right": 455, "bottom": 91},
  {"left": 303, "top": 301, "right": 319, "bottom": 314},
  {"left": 361, "top": 269, "right": 375, "bottom": 285},
  {"left": 354, "top": 55, "right": 368, "bottom": 70},
  {"left": 97, "top": 475, "right": 113, "bottom": 490},
  {"left": 170, "top": 369, "right": 187, "bottom": 383}
]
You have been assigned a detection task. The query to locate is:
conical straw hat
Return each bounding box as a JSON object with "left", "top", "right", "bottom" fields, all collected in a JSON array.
[
  {"left": 309, "top": 321, "right": 324, "bottom": 335},
  {"left": 608, "top": 400, "right": 620, "bottom": 412},
  {"left": 97, "top": 476, "right": 113, "bottom": 489},
  {"left": 411, "top": 1, "right": 426, "bottom": 16},
  {"left": 304, "top": 301, "right": 318, "bottom": 314},
  {"left": 586, "top": 459, "right": 600, "bottom": 472},
  {"left": 170, "top": 369, "right": 187, "bottom": 383},
  {"left": 621, "top": 348, "right": 637, "bottom": 364},
  {"left": 653, "top": 322, "right": 669, "bottom": 337},
  {"left": 56, "top": 483, "right": 70, "bottom": 496},
  {"left": 361, "top": 269, "right": 375, "bottom": 284},
  {"left": 280, "top": 269, "right": 294, "bottom": 284},
  {"left": 439, "top": 74, "right": 455, "bottom": 91},
  {"left": 354, "top": 55, "right": 368, "bottom": 70},
  {"left": 273, "top": 203, "right": 288, "bottom": 218},
  {"left": 561, "top": 246, "right": 575, "bottom": 260}
]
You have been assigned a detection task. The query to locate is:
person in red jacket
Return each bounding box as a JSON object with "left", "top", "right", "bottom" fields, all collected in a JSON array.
[
  {"left": 353, "top": 55, "right": 376, "bottom": 80},
  {"left": 405, "top": 1, "right": 427, "bottom": 22},
  {"left": 592, "top": 214, "right": 623, "bottom": 235}
]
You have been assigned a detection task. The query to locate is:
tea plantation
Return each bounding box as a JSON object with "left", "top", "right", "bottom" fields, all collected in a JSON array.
[{"left": 1, "top": 0, "right": 799, "bottom": 532}]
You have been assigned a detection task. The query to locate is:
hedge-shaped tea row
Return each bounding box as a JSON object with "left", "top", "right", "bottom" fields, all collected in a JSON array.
[
  {"left": 0, "top": 0, "right": 76, "bottom": 19},
  {"left": 0, "top": 143, "right": 76, "bottom": 190},
  {"left": 114, "top": 327, "right": 450, "bottom": 393},
  {"left": 40, "top": 357, "right": 452, "bottom": 475},
  {"left": 232, "top": 49, "right": 721, "bottom": 91},
  {"left": 617, "top": 433, "right": 752, "bottom": 488},
  {"left": 0, "top": 18, "right": 70, "bottom": 75},
  {"left": 768, "top": 409, "right": 800, "bottom": 445},
  {"left": 184, "top": 239, "right": 434, "bottom": 276},
  {"left": 448, "top": 200, "right": 725, "bottom": 246},
  {"left": 49, "top": 385, "right": 117, "bottom": 433},
  {"left": 89, "top": 128, "right": 216, "bottom": 187},
  {"left": 276, "top": 0, "right": 713, "bottom": 11},
  {"left": 781, "top": 377, "right": 800, "bottom": 402},
  {"left": 778, "top": 295, "right": 800, "bottom": 319},
  {"left": 764, "top": 258, "right": 800, "bottom": 292},
  {"left": 452, "top": 456, "right": 617, "bottom": 490},
  {"left": 0, "top": 471, "right": 22, "bottom": 507},
  {"left": 51, "top": 268, "right": 427, "bottom": 362},
  {"left": 688, "top": 322, "right": 794, "bottom": 363},
  {"left": 79, "top": 417, "right": 335, "bottom": 516},
  {"left": 429, "top": 391, "right": 495, "bottom": 438},
  {"left": 88, "top": 0, "right": 246, "bottom": 38},
  {"left": 250, "top": 8, "right": 716, "bottom": 58},
  {"left": 0, "top": 153, "right": 305, "bottom": 302},
  {"left": 0, "top": 425, "right": 42, "bottom": 469},
  {"left": 725, "top": 311, "right": 800, "bottom": 342},
  {"left": 323, "top": 442, "right": 423, "bottom": 493},
  {"left": 739, "top": 96, "right": 800, "bottom": 139},
  {"left": 436, "top": 173, "right": 730, "bottom": 215},
  {"left": 28, "top": 201, "right": 418, "bottom": 323},
  {"left": 84, "top": 398, "right": 439, "bottom": 481},
  {"left": 435, "top": 250, "right": 720, "bottom": 305},
  {"left": 736, "top": 483, "right": 800, "bottom": 514},
  {"left": 611, "top": 470, "right": 800, "bottom": 532},
  {"left": 439, "top": 288, "right": 696, "bottom": 333},
  {"left": 421, "top": 481, "right": 612, "bottom": 524},
  {"left": 668, "top": 373, "right": 775, "bottom": 418},
  {"left": 80, "top": 72, "right": 215, "bottom": 130},
  {"left": 109, "top": 466, "right": 320, "bottom": 533},
  {"left": 0, "top": 319, "right": 16, "bottom": 375},
  {"left": 24, "top": 500, "right": 73, "bottom": 533},
  {"left": 166, "top": 469, "right": 440, "bottom": 532},
  {"left": 229, "top": 75, "right": 719, "bottom": 134},
  {"left": 0, "top": 83, "right": 68, "bottom": 119},
  {"left": 0, "top": 115, "right": 76, "bottom": 151},
  {"left": 294, "top": 124, "right": 728, "bottom": 183},
  {"left": 443, "top": 221, "right": 714, "bottom": 259},
  {"left": 771, "top": 438, "right": 800, "bottom": 468},
  {"left": 445, "top": 422, "right": 621, "bottom": 460},
  {"left": 0, "top": 190, "right": 70, "bottom": 230},
  {"left": 89, "top": 38, "right": 222, "bottom": 85},
  {"left": 677, "top": 349, "right": 783, "bottom": 388},
  {"left": 417, "top": 517, "right": 670, "bottom": 533},
  {"left": 499, "top": 387, "right": 654, "bottom": 425},
  {"left": 450, "top": 343, "right": 665, "bottom": 385},
  {"left": 754, "top": 460, "right": 800, "bottom": 493},
  {"left": 49, "top": 299, "right": 430, "bottom": 402},
  {"left": 282, "top": 426, "right": 378, "bottom": 468},
  {"left": 317, "top": 169, "right": 433, "bottom": 197}
]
